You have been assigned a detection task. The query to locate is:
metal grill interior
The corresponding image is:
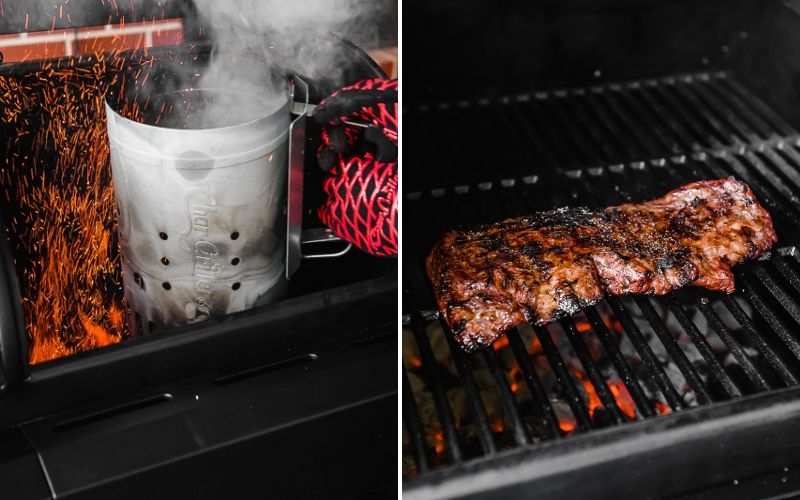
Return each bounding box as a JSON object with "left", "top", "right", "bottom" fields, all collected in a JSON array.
[
  {"left": 403, "top": 1, "right": 800, "bottom": 497},
  {"left": 0, "top": 37, "right": 398, "bottom": 499}
]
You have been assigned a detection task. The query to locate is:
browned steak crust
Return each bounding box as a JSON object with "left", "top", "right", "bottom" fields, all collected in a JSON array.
[{"left": 426, "top": 178, "right": 777, "bottom": 352}]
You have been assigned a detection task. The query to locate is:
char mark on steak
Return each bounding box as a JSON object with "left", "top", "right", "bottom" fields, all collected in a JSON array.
[{"left": 426, "top": 178, "right": 777, "bottom": 352}]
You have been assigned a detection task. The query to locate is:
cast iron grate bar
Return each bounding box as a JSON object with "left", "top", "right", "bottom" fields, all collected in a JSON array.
[
  {"left": 408, "top": 314, "right": 463, "bottom": 464},
  {"left": 771, "top": 253, "right": 800, "bottom": 295},
  {"left": 634, "top": 82, "right": 703, "bottom": 151},
  {"left": 669, "top": 78, "right": 742, "bottom": 146},
  {"left": 403, "top": 366, "right": 431, "bottom": 473},
  {"left": 722, "top": 78, "right": 798, "bottom": 138},
  {"left": 601, "top": 85, "right": 670, "bottom": 157},
  {"left": 506, "top": 328, "right": 561, "bottom": 438},
  {"left": 584, "top": 307, "right": 656, "bottom": 417},
  {"left": 634, "top": 297, "right": 712, "bottom": 404},
  {"left": 533, "top": 325, "right": 593, "bottom": 431},
  {"left": 752, "top": 265, "right": 800, "bottom": 326},
  {"left": 563, "top": 91, "right": 620, "bottom": 161},
  {"left": 560, "top": 318, "right": 625, "bottom": 424},
  {"left": 406, "top": 72, "right": 800, "bottom": 194},
  {"left": 607, "top": 298, "right": 685, "bottom": 410},
  {"left": 481, "top": 349, "right": 531, "bottom": 446},
  {"left": 737, "top": 273, "right": 800, "bottom": 361},
  {"left": 442, "top": 325, "right": 499, "bottom": 456},
  {"left": 404, "top": 71, "right": 800, "bottom": 481},
  {"left": 759, "top": 149, "right": 800, "bottom": 194},
  {"left": 579, "top": 90, "right": 649, "bottom": 160},
  {"left": 720, "top": 295, "right": 798, "bottom": 386},
  {"left": 696, "top": 299, "right": 772, "bottom": 392},
  {"left": 689, "top": 77, "right": 763, "bottom": 142},
  {"left": 665, "top": 296, "right": 744, "bottom": 398}
]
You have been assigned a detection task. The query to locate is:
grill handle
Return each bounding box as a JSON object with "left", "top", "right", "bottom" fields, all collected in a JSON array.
[
  {"left": 286, "top": 77, "right": 353, "bottom": 279},
  {"left": 300, "top": 228, "right": 353, "bottom": 259}
]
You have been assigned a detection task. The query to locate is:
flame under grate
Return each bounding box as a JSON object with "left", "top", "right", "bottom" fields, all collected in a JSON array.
[{"left": 402, "top": 71, "right": 800, "bottom": 478}]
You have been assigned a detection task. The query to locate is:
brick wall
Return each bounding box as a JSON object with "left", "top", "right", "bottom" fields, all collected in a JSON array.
[
  {"left": 0, "top": 18, "right": 395, "bottom": 83},
  {"left": 0, "top": 18, "right": 184, "bottom": 63}
]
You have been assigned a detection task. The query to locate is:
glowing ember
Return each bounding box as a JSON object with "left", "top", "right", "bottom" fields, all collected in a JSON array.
[
  {"left": 492, "top": 336, "right": 509, "bottom": 351},
  {"left": 558, "top": 416, "right": 576, "bottom": 434},
  {"left": 508, "top": 365, "right": 522, "bottom": 393},
  {"left": 655, "top": 401, "right": 672, "bottom": 415},
  {"left": 490, "top": 419, "right": 504, "bottom": 434},
  {"left": 561, "top": 368, "right": 640, "bottom": 427},
  {"left": 432, "top": 431, "right": 445, "bottom": 456},
  {"left": 403, "top": 305, "right": 701, "bottom": 477},
  {"left": 608, "top": 380, "right": 637, "bottom": 420},
  {"left": 573, "top": 369, "right": 603, "bottom": 418}
]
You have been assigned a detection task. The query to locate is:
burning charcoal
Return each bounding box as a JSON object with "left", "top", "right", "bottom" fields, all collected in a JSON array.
[
  {"left": 551, "top": 400, "right": 577, "bottom": 434},
  {"left": 606, "top": 379, "right": 637, "bottom": 420}
]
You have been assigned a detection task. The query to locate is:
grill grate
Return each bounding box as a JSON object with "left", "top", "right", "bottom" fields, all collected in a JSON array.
[{"left": 402, "top": 71, "right": 800, "bottom": 480}]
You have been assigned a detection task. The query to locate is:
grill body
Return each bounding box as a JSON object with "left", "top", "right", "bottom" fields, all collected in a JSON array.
[
  {"left": 0, "top": 37, "right": 397, "bottom": 498},
  {"left": 404, "top": 0, "right": 800, "bottom": 497}
]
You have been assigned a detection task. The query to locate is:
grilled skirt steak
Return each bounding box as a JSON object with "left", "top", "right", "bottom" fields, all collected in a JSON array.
[{"left": 426, "top": 178, "right": 777, "bottom": 352}]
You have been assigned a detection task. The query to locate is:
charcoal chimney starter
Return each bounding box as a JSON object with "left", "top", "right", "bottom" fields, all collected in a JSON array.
[{"left": 105, "top": 83, "right": 294, "bottom": 332}]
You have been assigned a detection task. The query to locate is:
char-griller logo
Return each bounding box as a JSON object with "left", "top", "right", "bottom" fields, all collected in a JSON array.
[{"left": 180, "top": 186, "right": 221, "bottom": 319}]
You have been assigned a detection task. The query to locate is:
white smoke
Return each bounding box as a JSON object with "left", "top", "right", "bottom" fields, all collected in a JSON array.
[
  {"left": 1, "top": 0, "right": 387, "bottom": 129},
  {"left": 187, "top": 0, "right": 380, "bottom": 128}
]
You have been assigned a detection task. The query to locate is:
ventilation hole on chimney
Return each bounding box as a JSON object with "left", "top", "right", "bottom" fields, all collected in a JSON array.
[
  {"left": 231, "top": 257, "right": 240, "bottom": 265},
  {"left": 230, "top": 231, "right": 239, "bottom": 240},
  {"left": 161, "top": 257, "right": 170, "bottom": 266},
  {"left": 148, "top": 321, "right": 156, "bottom": 333},
  {"left": 159, "top": 232, "right": 168, "bottom": 240},
  {"left": 162, "top": 282, "right": 172, "bottom": 290},
  {"left": 133, "top": 272, "right": 145, "bottom": 290},
  {"left": 232, "top": 282, "right": 241, "bottom": 290}
]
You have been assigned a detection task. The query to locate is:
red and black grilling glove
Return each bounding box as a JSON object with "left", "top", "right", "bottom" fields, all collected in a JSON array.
[{"left": 315, "top": 78, "right": 398, "bottom": 257}]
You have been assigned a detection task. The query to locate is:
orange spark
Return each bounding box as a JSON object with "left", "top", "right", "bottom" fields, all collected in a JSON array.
[
  {"left": 79, "top": 313, "right": 120, "bottom": 347},
  {"left": 0, "top": 51, "right": 145, "bottom": 363}
]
